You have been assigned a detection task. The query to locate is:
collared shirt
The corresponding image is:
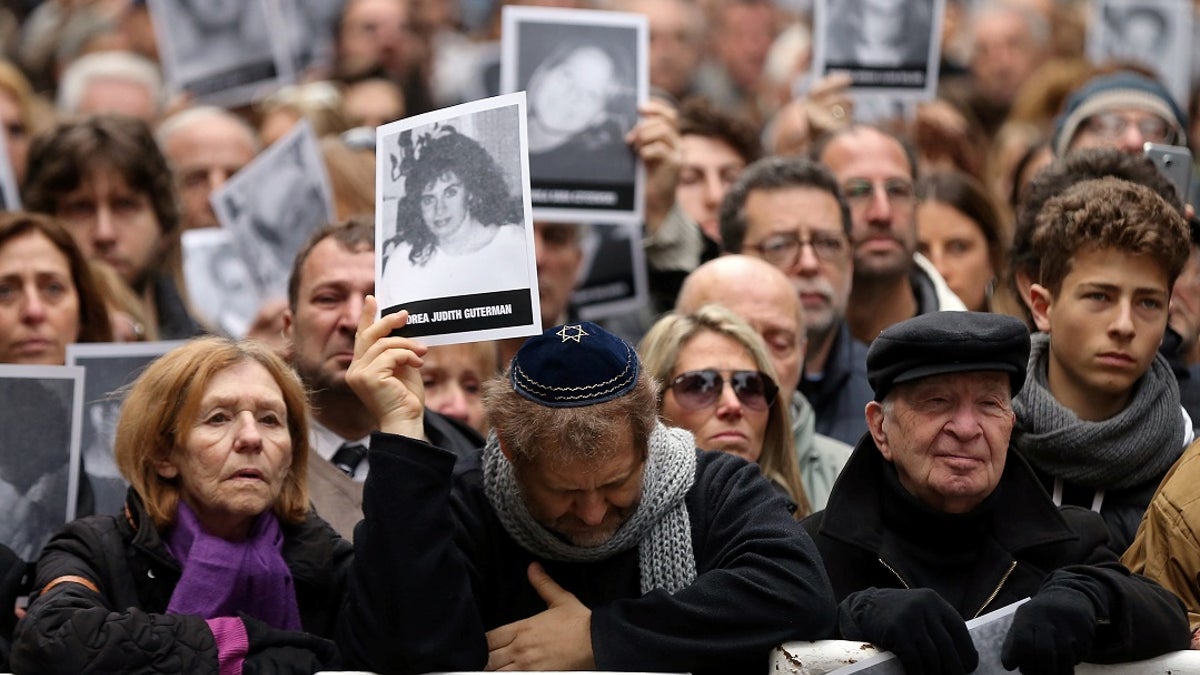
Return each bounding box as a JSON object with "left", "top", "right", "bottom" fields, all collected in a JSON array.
[{"left": 311, "top": 419, "right": 371, "bottom": 482}]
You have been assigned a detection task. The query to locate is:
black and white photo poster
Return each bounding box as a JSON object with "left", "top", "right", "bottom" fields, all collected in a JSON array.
[
  {"left": 67, "top": 342, "right": 182, "bottom": 519},
  {"left": 148, "top": 0, "right": 295, "bottom": 107},
  {"left": 571, "top": 222, "right": 648, "bottom": 322},
  {"left": 1087, "top": 0, "right": 1193, "bottom": 108},
  {"left": 182, "top": 228, "right": 261, "bottom": 339},
  {"left": 0, "top": 364, "right": 83, "bottom": 561},
  {"left": 211, "top": 120, "right": 335, "bottom": 305},
  {"left": 812, "top": 0, "right": 945, "bottom": 98},
  {"left": 501, "top": 5, "right": 648, "bottom": 224},
  {"left": 376, "top": 93, "right": 540, "bottom": 346},
  {"left": 0, "top": 128, "right": 20, "bottom": 212}
]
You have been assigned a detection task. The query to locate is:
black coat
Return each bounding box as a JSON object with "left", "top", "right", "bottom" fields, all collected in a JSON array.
[
  {"left": 349, "top": 432, "right": 838, "bottom": 675},
  {"left": 10, "top": 490, "right": 353, "bottom": 674},
  {"left": 804, "top": 439, "right": 1190, "bottom": 663}
]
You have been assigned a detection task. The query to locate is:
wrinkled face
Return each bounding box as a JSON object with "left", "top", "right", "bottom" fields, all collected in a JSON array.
[
  {"left": 676, "top": 134, "right": 746, "bottom": 243},
  {"left": 57, "top": 172, "right": 163, "bottom": 290},
  {"left": 868, "top": 371, "right": 1013, "bottom": 513},
  {"left": 1170, "top": 247, "right": 1200, "bottom": 352},
  {"left": 420, "top": 172, "right": 470, "bottom": 242},
  {"left": 661, "top": 330, "right": 770, "bottom": 463},
  {"left": 820, "top": 129, "right": 917, "bottom": 281},
  {"left": 1032, "top": 247, "right": 1170, "bottom": 418},
  {"left": 530, "top": 47, "right": 615, "bottom": 136},
  {"left": 163, "top": 117, "right": 257, "bottom": 230},
  {"left": 421, "top": 342, "right": 491, "bottom": 435},
  {"left": 533, "top": 222, "right": 583, "bottom": 326},
  {"left": 163, "top": 360, "right": 293, "bottom": 539},
  {"left": 512, "top": 426, "right": 645, "bottom": 547},
  {"left": 0, "top": 231, "right": 80, "bottom": 365},
  {"left": 284, "top": 238, "right": 374, "bottom": 392},
  {"left": 0, "top": 91, "right": 29, "bottom": 184},
  {"left": 740, "top": 187, "right": 852, "bottom": 342},
  {"left": 917, "top": 200, "right": 994, "bottom": 312}
]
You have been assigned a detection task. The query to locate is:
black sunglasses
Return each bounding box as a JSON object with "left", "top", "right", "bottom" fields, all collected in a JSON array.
[{"left": 668, "top": 369, "right": 779, "bottom": 412}]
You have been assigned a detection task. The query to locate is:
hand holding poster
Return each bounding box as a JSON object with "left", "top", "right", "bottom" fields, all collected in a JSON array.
[{"left": 375, "top": 93, "right": 541, "bottom": 346}]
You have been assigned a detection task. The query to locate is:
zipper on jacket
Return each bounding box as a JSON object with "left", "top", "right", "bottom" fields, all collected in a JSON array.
[
  {"left": 878, "top": 557, "right": 911, "bottom": 589},
  {"left": 972, "top": 560, "right": 1018, "bottom": 619}
]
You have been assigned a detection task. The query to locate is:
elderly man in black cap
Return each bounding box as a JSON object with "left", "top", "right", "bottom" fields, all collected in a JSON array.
[
  {"left": 342, "top": 299, "right": 837, "bottom": 674},
  {"left": 803, "top": 311, "right": 1189, "bottom": 675}
]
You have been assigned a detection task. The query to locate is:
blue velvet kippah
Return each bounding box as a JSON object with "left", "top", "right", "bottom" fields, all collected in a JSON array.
[{"left": 510, "top": 322, "right": 640, "bottom": 408}]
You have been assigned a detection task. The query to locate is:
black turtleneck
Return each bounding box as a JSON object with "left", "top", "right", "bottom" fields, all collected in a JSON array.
[{"left": 879, "top": 464, "right": 997, "bottom": 612}]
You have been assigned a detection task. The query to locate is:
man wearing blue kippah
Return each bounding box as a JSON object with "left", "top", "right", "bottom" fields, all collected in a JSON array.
[
  {"left": 342, "top": 299, "right": 837, "bottom": 674},
  {"left": 803, "top": 311, "right": 1188, "bottom": 675}
]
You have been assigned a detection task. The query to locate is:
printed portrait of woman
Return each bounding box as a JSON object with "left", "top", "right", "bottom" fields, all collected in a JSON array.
[
  {"left": 824, "top": 0, "right": 933, "bottom": 69},
  {"left": 381, "top": 125, "right": 529, "bottom": 303},
  {"left": 523, "top": 36, "right": 637, "bottom": 183}
]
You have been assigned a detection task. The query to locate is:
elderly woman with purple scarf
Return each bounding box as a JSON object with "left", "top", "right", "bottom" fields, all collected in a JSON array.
[{"left": 10, "top": 337, "right": 350, "bottom": 674}]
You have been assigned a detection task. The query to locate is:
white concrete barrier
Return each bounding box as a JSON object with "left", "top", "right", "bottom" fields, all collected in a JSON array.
[{"left": 771, "top": 641, "right": 1200, "bottom": 674}]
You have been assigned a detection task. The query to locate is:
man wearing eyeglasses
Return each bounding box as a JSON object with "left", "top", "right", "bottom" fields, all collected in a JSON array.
[
  {"left": 813, "top": 125, "right": 965, "bottom": 345},
  {"left": 1052, "top": 71, "right": 1186, "bottom": 157},
  {"left": 804, "top": 311, "right": 1190, "bottom": 675},
  {"left": 717, "top": 156, "right": 874, "bottom": 446}
]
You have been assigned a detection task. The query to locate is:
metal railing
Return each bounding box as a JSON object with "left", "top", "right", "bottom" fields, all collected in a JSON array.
[{"left": 771, "top": 641, "right": 1200, "bottom": 674}]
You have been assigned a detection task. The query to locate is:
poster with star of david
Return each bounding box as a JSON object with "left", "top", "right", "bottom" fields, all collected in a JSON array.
[{"left": 375, "top": 92, "right": 542, "bottom": 346}]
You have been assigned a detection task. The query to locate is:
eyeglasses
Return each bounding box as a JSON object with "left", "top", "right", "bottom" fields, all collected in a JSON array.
[
  {"left": 841, "top": 178, "right": 915, "bottom": 210},
  {"left": 747, "top": 231, "right": 848, "bottom": 267},
  {"left": 1081, "top": 112, "right": 1178, "bottom": 144},
  {"left": 668, "top": 369, "right": 779, "bottom": 412}
]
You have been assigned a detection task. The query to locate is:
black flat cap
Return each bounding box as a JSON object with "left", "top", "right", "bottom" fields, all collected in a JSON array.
[
  {"left": 867, "top": 312, "right": 1030, "bottom": 402},
  {"left": 510, "top": 322, "right": 640, "bottom": 407}
]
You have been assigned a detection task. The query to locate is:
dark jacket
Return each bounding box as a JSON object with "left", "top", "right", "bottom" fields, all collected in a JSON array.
[
  {"left": 11, "top": 490, "right": 353, "bottom": 674},
  {"left": 804, "top": 439, "right": 1190, "bottom": 663},
  {"left": 799, "top": 320, "right": 872, "bottom": 446},
  {"left": 349, "top": 433, "right": 838, "bottom": 675}
]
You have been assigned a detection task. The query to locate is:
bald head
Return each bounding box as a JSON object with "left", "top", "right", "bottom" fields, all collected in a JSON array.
[
  {"left": 158, "top": 106, "right": 260, "bottom": 230},
  {"left": 678, "top": 254, "right": 805, "bottom": 398}
]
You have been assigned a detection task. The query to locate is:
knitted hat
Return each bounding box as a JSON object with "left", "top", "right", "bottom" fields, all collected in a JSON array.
[
  {"left": 867, "top": 312, "right": 1030, "bottom": 402},
  {"left": 510, "top": 322, "right": 640, "bottom": 408},
  {"left": 1052, "top": 71, "right": 1186, "bottom": 157}
]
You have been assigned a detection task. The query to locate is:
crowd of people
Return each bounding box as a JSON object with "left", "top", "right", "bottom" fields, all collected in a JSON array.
[{"left": 0, "top": 0, "right": 1199, "bottom": 673}]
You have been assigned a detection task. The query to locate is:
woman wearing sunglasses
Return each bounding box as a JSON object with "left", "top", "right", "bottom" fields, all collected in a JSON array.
[{"left": 640, "top": 304, "right": 810, "bottom": 518}]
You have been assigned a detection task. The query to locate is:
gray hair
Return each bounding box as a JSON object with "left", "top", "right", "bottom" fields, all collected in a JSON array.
[
  {"left": 57, "top": 51, "right": 164, "bottom": 117},
  {"left": 156, "top": 105, "right": 262, "bottom": 154}
]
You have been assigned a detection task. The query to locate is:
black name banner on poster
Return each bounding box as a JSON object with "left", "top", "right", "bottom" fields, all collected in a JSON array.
[
  {"left": 827, "top": 64, "right": 928, "bottom": 89},
  {"left": 530, "top": 181, "right": 635, "bottom": 211},
  {"left": 384, "top": 288, "right": 534, "bottom": 338},
  {"left": 188, "top": 62, "right": 280, "bottom": 96}
]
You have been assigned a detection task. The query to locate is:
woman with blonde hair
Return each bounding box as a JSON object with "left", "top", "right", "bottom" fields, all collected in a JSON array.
[{"left": 640, "top": 304, "right": 810, "bottom": 518}]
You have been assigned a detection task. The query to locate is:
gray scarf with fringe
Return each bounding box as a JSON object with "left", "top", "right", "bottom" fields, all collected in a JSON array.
[
  {"left": 1012, "top": 332, "right": 1182, "bottom": 489},
  {"left": 483, "top": 421, "right": 698, "bottom": 594}
]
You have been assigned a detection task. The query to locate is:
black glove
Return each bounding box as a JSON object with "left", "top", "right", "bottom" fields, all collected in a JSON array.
[
  {"left": 1001, "top": 586, "right": 1098, "bottom": 675},
  {"left": 841, "top": 587, "right": 977, "bottom": 675},
  {"left": 240, "top": 613, "right": 339, "bottom": 675}
]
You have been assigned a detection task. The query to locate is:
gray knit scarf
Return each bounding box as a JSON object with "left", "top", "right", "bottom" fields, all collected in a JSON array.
[
  {"left": 1012, "top": 332, "right": 1182, "bottom": 489},
  {"left": 483, "top": 421, "right": 698, "bottom": 594}
]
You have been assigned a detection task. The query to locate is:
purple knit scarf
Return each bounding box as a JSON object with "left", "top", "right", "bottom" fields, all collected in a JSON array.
[{"left": 165, "top": 501, "right": 301, "bottom": 630}]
